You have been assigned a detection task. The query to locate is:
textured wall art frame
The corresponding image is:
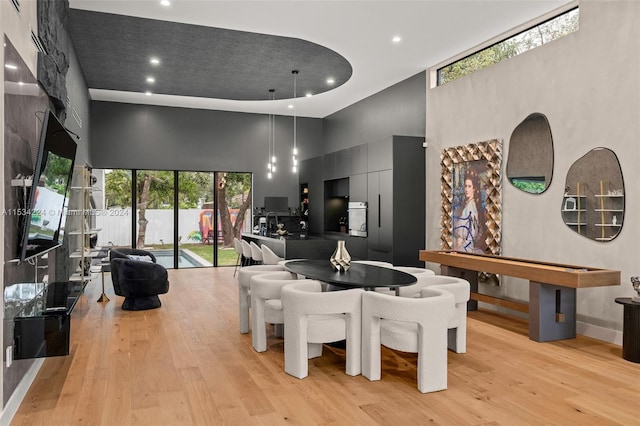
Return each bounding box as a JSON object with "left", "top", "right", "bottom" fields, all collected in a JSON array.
[{"left": 440, "top": 139, "right": 502, "bottom": 256}]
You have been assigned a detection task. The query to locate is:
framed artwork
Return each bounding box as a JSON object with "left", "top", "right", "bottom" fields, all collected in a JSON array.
[{"left": 440, "top": 139, "right": 502, "bottom": 257}]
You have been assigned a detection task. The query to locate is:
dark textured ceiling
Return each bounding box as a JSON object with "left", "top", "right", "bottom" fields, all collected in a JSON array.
[{"left": 68, "top": 9, "right": 352, "bottom": 101}]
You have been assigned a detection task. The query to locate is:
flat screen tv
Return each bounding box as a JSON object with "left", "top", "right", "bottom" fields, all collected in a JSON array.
[
  {"left": 19, "top": 110, "right": 77, "bottom": 261},
  {"left": 264, "top": 196, "right": 288, "bottom": 212}
]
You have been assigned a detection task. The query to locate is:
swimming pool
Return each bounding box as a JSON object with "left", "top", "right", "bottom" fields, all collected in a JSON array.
[{"left": 150, "top": 249, "right": 212, "bottom": 269}]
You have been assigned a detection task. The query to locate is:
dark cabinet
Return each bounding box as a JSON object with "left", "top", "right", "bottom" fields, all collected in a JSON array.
[
  {"left": 367, "top": 136, "right": 425, "bottom": 267},
  {"left": 368, "top": 170, "right": 393, "bottom": 261},
  {"left": 300, "top": 136, "right": 424, "bottom": 265},
  {"left": 367, "top": 139, "right": 393, "bottom": 172},
  {"left": 323, "top": 152, "right": 337, "bottom": 180},
  {"left": 9, "top": 281, "right": 85, "bottom": 360},
  {"left": 299, "top": 156, "right": 324, "bottom": 234},
  {"left": 349, "top": 173, "right": 367, "bottom": 201},
  {"left": 324, "top": 145, "right": 369, "bottom": 180}
]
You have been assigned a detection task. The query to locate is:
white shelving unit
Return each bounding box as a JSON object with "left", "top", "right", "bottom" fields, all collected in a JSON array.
[
  {"left": 67, "top": 165, "right": 101, "bottom": 283},
  {"left": 594, "top": 181, "right": 624, "bottom": 242},
  {"left": 562, "top": 185, "right": 587, "bottom": 234}
]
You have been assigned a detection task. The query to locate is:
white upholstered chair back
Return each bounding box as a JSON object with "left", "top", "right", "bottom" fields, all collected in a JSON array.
[
  {"left": 249, "top": 241, "right": 263, "bottom": 264},
  {"left": 362, "top": 288, "right": 455, "bottom": 393},
  {"left": 237, "top": 264, "right": 285, "bottom": 334},
  {"left": 233, "top": 237, "right": 244, "bottom": 274},
  {"left": 249, "top": 271, "right": 298, "bottom": 352},
  {"left": 281, "top": 280, "right": 363, "bottom": 379},
  {"left": 261, "top": 244, "right": 284, "bottom": 265},
  {"left": 241, "top": 240, "right": 253, "bottom": 264},
  {"left": 395, "top": 274, "right": 470, "bottom": 353}
]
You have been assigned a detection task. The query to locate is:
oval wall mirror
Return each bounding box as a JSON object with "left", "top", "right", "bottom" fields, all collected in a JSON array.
[
  {"left": 506, "top": 113, "right": 554, "bottom": 194},
  {"left": 562, "top": 147, "right": 625, "bottom": 242}
]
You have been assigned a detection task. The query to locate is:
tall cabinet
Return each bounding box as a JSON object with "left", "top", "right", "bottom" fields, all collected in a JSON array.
[
  {"left": 366, "top": 136, "right": 425, "bottom": 266},
  {"left": 299, "top": 136, "right": 425, "bottom": 266}
]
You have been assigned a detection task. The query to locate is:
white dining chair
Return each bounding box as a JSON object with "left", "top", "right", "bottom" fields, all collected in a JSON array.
[
  {"left": 249, "top": 241, "right": 263, "bottom": 265},
  {"left": 250, "top": 271, "right": 298, "bottom": 352},
  {"left": 372, "top": 265, "right": 435, "bottom": 295},
  {"left": 241, "top": 239, "right": 253, "bottom": 265},
  {"left": 281, "top": 280, "right": 364, "bottom": 379},
  {"left": 362, "top": 287, "right": 455, "bottom": 393},
  {"left": 233, "top": 237, "right": 243, "bottom": 276},
  {"left": 396, "top": 274, "right": 470, "bottom": 354},
  {"left": 237, "top": 264, "right": 285, "bottom": 334},
  {"left": 261, "top": 244, "right": 284, "bottom": 265}
]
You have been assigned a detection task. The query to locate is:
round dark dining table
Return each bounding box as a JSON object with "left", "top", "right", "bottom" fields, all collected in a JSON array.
[{"left": 283, "top": 259, "right": 416, "bottom": 293}]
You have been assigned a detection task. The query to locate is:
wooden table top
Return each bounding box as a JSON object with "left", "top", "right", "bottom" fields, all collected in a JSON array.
[{"left": 419, "top": 250, "right": 620, "bottom": 289}]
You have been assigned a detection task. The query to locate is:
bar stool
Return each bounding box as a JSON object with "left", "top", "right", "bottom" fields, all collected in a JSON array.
[{"left": 250, "top": 241, "right": 264, "bottom": 265}]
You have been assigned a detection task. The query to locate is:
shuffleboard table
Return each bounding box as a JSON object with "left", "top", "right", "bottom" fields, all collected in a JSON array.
[{"left": 419, "top": 250, "right": 620, "bottom": 342}]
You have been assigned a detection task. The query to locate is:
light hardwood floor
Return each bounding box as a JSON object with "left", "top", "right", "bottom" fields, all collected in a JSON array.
[{"left": 10, "top": 267, "right": 640, "bottom": 425}]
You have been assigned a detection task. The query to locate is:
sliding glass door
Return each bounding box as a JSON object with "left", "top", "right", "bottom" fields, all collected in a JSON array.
[
  {"left": 97, "top": 168, "right": 251, "bottom": 268},
  {"left": 135, "top": 170, "right": 175, "bottom": 267},
  {"left": 215, "top": 172, "right": 253, "bottom": 266},
  {"left": 178, "top": 171, "right": 215, "bottom": 268}
]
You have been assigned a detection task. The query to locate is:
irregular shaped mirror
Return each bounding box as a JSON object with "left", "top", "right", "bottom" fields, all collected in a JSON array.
[
  {"left": 507, "top": 113, "right": 554, "bottom": 194},
  {"left": 562, "top": 148, "right": 624, "bottom": 242}
]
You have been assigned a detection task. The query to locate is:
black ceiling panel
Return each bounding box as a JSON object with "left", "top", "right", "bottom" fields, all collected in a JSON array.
[{"left": 68, "top": 9, "right": 352, "bottom": 101}]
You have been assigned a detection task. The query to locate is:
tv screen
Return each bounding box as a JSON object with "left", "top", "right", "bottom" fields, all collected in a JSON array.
[
  {"left": 20, "top": 110, "right": 77, "bottom": 261},
  {"left": 264, "top": 196, "right": 288, "bottom": 212}
]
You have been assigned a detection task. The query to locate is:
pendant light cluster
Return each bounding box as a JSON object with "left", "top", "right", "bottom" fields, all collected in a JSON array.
[
  {"left": 267, "top": 89, "right": 276, "bottom": 179},
  {"left": 267, "top": 70, "right": 302, "bottom": 178}
]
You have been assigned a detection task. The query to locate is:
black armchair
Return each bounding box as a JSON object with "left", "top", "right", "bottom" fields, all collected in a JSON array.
[{"left": 109, "top": 248, "right": 169, "bottom": 311}]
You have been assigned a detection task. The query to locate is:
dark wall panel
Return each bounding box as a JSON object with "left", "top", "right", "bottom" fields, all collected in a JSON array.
[
  {"left": 89, "top": 102, "right": 323, "bottom": 212},
  {"left": 323, "top": 72, "right": 426, "bottom": 152}
]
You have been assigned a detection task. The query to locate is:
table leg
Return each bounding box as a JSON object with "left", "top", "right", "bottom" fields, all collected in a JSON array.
[
  {"left": 529, "top": 281, "right": 576, "bottom": 342},
  {"left": 97, "top": 269, "right": 110, "bottom": 303}
]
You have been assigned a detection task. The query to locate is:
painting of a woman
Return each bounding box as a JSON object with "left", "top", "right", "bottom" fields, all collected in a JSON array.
[{"left": 453, "top": 163, "right": 487, "bottom": 253}]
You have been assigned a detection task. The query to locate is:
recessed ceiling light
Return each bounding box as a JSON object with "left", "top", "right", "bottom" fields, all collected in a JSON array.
[
  {"left": 18, "top": 81, "right": 24, "bottom": 85},
  {"left": 150, "top": 57, "right": 160, "bottom": 65},
  {"left": 326, "top": 78, "right": 335, "bottom": 85},
  {"left": 392, "top": 35, "right": 402, "bottom": 43},
  {"left": 146, "top": 76, "right": 156, "bottom": 83},
  {"left": 288, "top": 104, "right": 294, "bottom": 109},
  {"left": 5, "top": 64, "right": 18, "bottom": 70},
  {"left": 145, "top": 91, "right": 152, "bottom": 96},
  {"left": 305, "top": 93, "right": 313, "bottom": 97},
  {"left": 160, "top": 0, "right": 171, "bottom": 6}
]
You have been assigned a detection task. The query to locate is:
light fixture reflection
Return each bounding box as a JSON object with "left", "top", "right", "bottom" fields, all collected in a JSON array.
[{"left": 292, "top": 70, "right": 299, "bottom": 173}]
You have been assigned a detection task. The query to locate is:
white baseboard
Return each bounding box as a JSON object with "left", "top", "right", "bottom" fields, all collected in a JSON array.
[
  {"left": 480, "top": 303, "right": 623, "bottom": 346},
  {"left": 0, "top": 359, "right": 44, "bottom": 426},
  {"left": 577, "top": 321, "right": 623, "bottom": 346}
]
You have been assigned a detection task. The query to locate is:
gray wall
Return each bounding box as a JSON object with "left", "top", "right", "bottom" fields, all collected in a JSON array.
[
  {"left": 1, "top": 2, "right": 92, "bottom": 408},
  {"left": 89, "top": 102, "right": 324, "bottom": 212},
  {"left": 425, "top": 0, "right": 640, "bottom": 336},
  {"left": 64, "top": 42, "right": 91, "bottom": 164},
  {"left": 323, "top": 71, "right": 425, "bottom": 150}
]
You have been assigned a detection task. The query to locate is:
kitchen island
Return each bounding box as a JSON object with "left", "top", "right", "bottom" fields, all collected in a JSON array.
[{"left": 241, "top": 233, "right": 338, "bottom": 260}]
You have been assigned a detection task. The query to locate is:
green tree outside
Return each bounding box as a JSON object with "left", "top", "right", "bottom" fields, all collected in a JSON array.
[{"left": 104, "top": 169, "right": 252, "bottom": 252}]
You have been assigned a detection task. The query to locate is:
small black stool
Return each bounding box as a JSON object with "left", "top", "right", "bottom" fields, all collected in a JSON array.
[{"left": 615, "top": 298, "right": 640, "bottom": 363}]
